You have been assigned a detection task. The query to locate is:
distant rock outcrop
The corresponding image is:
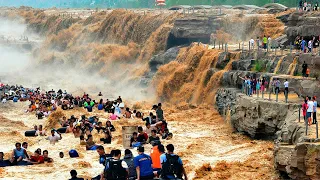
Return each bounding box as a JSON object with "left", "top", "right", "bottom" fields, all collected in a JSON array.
[{"left": 286, "top": 12, "right": 320, "bottom": 41}]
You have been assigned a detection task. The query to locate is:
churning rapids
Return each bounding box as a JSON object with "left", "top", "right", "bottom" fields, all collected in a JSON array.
[{"left": 0, "top": 7, "right": 281, "bottom": 180}]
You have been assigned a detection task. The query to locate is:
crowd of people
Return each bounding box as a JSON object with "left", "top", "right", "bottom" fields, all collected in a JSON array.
[
  {"left": 295, "top": 36, "right": 320, "bottom": 54},
  {"left": 0, "top": 83, "right": 186, "bottom": 179},
  {"left": 249, "top": 35, "right": 272, "bottom": 50},
  {"left": 0, "top": 142, "right": 53, "bottom": 167},
  {"left": 302, "top": 96, "right": 318, "bottom": 126},
  {"left": 240, "top": 75, "right": 271, "bottom": 96},
  {"left": 94, "top": 144, "right": 187, "bottom": 180},
  {"left": 299, "top": 0, "right": 319, "bottom": 11}
]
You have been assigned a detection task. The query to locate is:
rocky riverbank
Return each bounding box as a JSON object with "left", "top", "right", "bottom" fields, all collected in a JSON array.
[{"left": 216, "top": 88, "right": 320, "bottom": 179}]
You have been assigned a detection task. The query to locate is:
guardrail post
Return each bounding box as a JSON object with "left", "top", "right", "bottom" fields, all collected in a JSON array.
[
  {"left": 316, "top": 121, "right": 319, "bottom": 139},
  {"left": 299, "top": 105, "right": 301, "bottom": 122},
  {"left": 305, "top": 115, "right": 308, "bottom": 136},
  {"left": 269, "top": 88, "right": 272, "bottom": 100}
]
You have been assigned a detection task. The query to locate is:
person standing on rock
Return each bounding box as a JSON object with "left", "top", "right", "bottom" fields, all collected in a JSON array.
[
  {"left": 250, "top": 38, "right": 255, "bottom": 50},
  {"left": 261, "top": 78, "right": 265, "bottom": 93},
  {"left": 308, "top": 39, "right": 313, "bottom": 53},
  {"left": 299, "top": 0, "right": 303, "bottom": 11},
  {"left": 256, "top": 79, "right": 261, "bottom": 95},
  {"left": 307, "top": 97, "right": 314, "bottom": 126},
  {"left": 275, "top": 78, "right": 281, "bottom": 95},
  {"left": 263, "top": 35, "right": 268, "bottom": 50},
  {"left": 301, "top": 37, "right": 306, "bottom": 53},
  {"left": 284, "top": 79, "right": 289, "bottom": 96},
  {"left": 302, "top": 99, "right": 308, "bottom": 124},
  {"left": 302, "top": 61, "right": 308, "bottom": 77},
  {"left": 306, "top": 68, "right": 310, "bottom": 77},
  {"left": 252, "top": 78, "right": 257, "bottom": 95},
  {"left": 248, "top": 77, "right": 252, "bottom": 96},
  {"left": 313, "top": 96, "right": 317, "bottom": 124}
]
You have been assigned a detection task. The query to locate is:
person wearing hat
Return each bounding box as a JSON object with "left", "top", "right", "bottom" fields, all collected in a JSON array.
[{"left": 134, "top": 146, "right": 154, "bottom": 180}]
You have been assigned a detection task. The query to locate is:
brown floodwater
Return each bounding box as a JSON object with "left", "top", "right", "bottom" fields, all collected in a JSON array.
[{"left": 0, "top": 100, "right": 278, "bottom": 180}]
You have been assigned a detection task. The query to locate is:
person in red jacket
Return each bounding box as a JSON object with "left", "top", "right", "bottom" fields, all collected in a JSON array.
[
  {"left": 302, "top": 99, "right": 308, "bottom": 123},
  {"left": 29, "top": 150, "right": 44, "bottom": 164}
]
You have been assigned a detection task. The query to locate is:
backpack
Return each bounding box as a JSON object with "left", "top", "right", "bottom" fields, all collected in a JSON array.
[
  {"left": 104, "top": 159, "right": 127, "bottom": 180},
  {"left": 161, "top": 154, "right": 183, "bottom": 179},
  {"left": 123, "top": 157, "right": 136, "bottom": 178}
]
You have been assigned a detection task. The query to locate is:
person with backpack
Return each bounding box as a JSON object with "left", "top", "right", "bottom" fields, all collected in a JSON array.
[
  {"left": 134, "top": 146, "right": 154, "bottom": 180},
  {"left": 123, "top": 149, "right": 137, "bottom": 180},
  {"left": 104, "top": 149, "right": 128, "bottom": 180},
  {"left": 160, "top": 144, "right": 187, "bottom": 180}
]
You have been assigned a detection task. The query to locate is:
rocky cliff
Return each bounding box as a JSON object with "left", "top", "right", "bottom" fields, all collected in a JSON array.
[
  {"left": 215, "top": 88, "right": 320, "bottom": 179},
  {"left": 216, "top": 88, "right": 301, "bottom": 139},
  {"left": 286, "top": 12, "right": 320, "bottom": 42},
  {"left": 275, "top": 143, "right": 320, "bottom": 179}
]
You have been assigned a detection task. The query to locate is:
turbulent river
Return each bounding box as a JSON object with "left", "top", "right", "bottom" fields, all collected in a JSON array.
[{"left": 0, "top": 8, "right": 279, "bottom": 180}]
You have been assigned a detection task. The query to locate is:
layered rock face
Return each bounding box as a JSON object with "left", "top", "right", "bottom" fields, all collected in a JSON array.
[
  {"left": 286, "top": 12, "right": 320, "bottom": 41},
  {"left": 171, "top": 16, "right": 220, "bottom": 40},
  {"left": 167, "top": 16, "right": 221, "bottom": 48},
  {"left": 275, "top": 143, "right": 320, "bottom": 179},
  {"left": 215, "top": 88, "right": 320, "bottom": 179},
  {"left": 216, "top": 88, "right": 300, "bottom": 139}
]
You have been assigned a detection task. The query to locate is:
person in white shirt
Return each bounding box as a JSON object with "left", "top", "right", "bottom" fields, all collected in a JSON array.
[
  {"left": 250, "top": 38, "right": 255, "bottom": 50},
  {"left": 1, "top": 98, "right": 6, "bottom": 103},
  {"left": 307, "top": 97, "right": 314, "bottom": 126},
  {"left": 284, "top": 79, "right": 289, "bottom": 96},
  {"left": 46, "top": 130, "right": 62, "bottom": 145},
  {"left": 313, "top": 96, "right": 318, "bottom": 124},
  {"left": 308, "top": 40, "right": 313, "bottom": 53}
]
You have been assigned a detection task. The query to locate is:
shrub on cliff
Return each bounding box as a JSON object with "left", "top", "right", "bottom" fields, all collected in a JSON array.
[{"left": 252, "top": 59, "right": 265, "bottom": 72}]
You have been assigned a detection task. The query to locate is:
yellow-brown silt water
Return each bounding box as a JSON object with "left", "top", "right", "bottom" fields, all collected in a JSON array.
[
  {"left": 274, "top": 56, "right": 284, "bottom": 74},
  {"left": 287, "top": 57, "right": 298, "bottom": 76}
]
